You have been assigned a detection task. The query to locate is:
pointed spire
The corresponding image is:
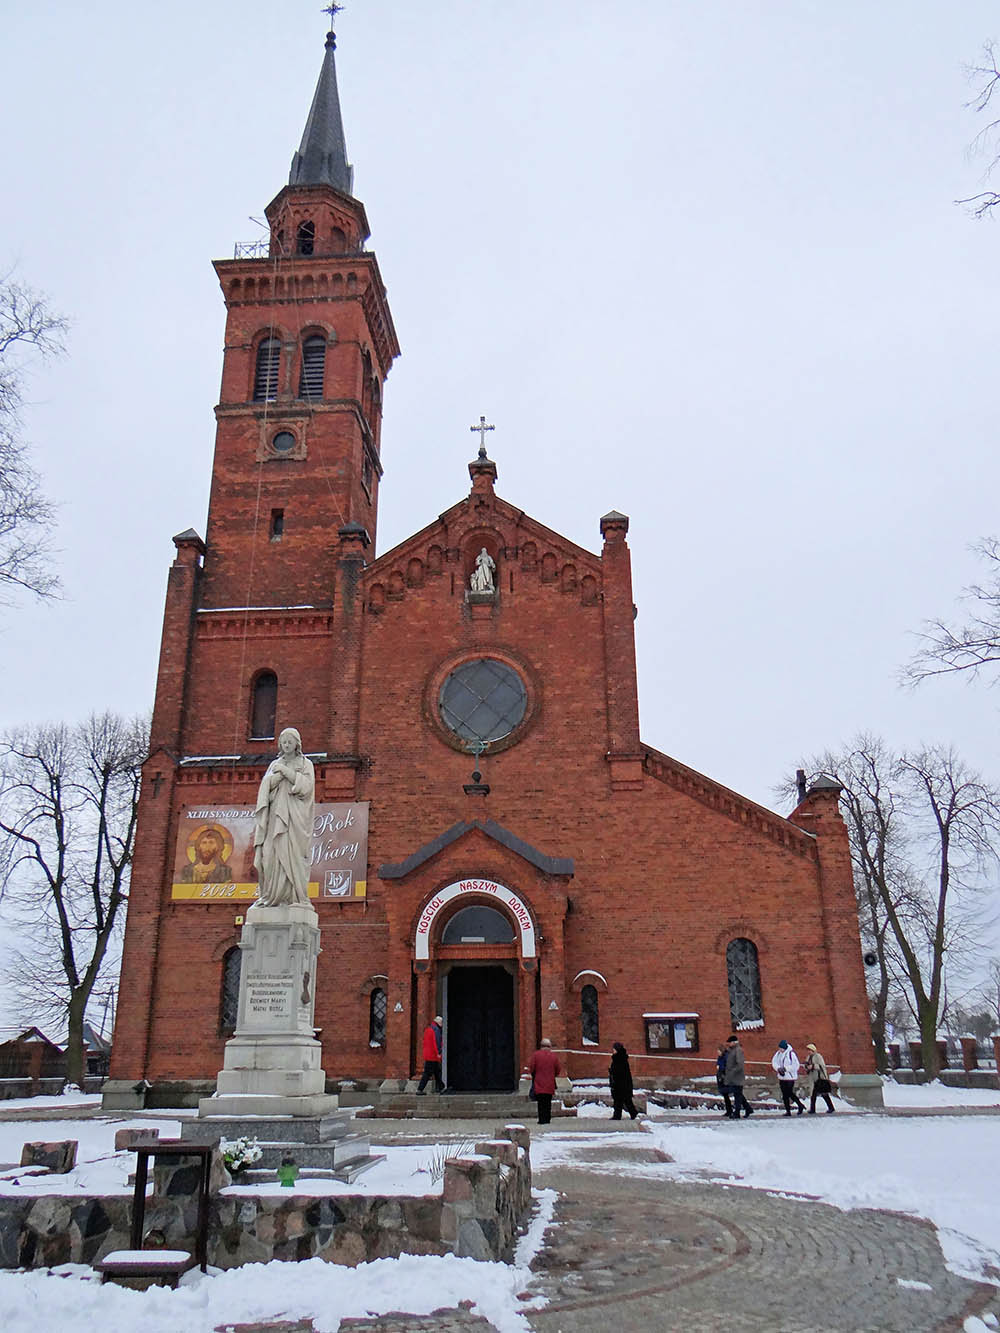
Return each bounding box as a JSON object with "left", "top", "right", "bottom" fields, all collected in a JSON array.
[{"left": 289, "top": 27, "right": 354, "bottom": 195}]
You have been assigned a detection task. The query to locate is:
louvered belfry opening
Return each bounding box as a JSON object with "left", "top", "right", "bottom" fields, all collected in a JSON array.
[
  {"left": 298, "top": 335, "right": 327, "bottom": 399},
  {"left": 253, "top": 338, "right": 281, "bottom": 402}
]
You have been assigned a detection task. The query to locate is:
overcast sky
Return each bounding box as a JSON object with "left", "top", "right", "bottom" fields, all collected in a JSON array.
[{"left": 3, "top": 1, "right": 999, "bottom": 817}]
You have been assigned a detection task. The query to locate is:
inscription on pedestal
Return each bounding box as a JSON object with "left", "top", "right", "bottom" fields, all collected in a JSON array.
[{"left": 246, "top": 975, "right": 295, "bottom": 1024}]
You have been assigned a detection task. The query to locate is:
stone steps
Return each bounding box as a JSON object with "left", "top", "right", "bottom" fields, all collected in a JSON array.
[
  {"left": 358, "top": 1093, "right": 576, "bottom": 1120},
  {"left": 181, "top": 1112, "right": 354, "bottom": 1144}
]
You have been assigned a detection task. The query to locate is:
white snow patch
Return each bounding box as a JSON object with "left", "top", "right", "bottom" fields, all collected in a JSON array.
[
  {"left": 896, "top": 1278, "right": 933, "bottom": 1290},
  {"left": 881, "top": 1079, "right": 1000, "bottom": 1109}
]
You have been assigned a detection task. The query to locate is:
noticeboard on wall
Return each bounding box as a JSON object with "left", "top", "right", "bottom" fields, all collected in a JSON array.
[
  {"left": 170, "top": 802, "right": 368, "bottom": 901},
  {"left": 644, "top": 1014, "right": 700, "bottom": 1053}
]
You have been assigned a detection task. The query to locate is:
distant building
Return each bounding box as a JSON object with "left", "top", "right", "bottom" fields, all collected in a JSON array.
[
  {"left": 106, "top": 29, "right": 879, "bottom": 1106},
  {"left": 0, "top": 1028, "right": 66, "bottom": 1088}
]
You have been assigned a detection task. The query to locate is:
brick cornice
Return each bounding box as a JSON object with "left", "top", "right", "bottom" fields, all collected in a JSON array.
[
  {"left": 642, "top": 744, "right": 817, "bottom": 860},
  {"left": 195, "top": 610, "right": 334, "bottom": 640},
  {"left": 366, "top": 493, "right": 603, "bottom": 584}
]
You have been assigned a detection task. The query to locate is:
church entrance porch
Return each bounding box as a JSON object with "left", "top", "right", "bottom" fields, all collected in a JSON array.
[{"left": 443, "top": 964, "right": 516, "bottom": 1092}]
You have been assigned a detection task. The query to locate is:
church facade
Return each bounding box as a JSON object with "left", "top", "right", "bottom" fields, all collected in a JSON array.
[{"left": 107, "top": 32, "right": 879, "bottom": 1105}]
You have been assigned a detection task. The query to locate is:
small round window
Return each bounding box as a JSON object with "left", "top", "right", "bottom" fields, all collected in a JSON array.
[
  {"left": 272, "top": 430, "right": 296, "bottom": 455},
  {"left": 439, "top": 658, "right": 527, "bottom": 745}
]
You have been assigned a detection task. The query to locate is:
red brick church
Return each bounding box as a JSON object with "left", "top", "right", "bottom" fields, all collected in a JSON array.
[{"left": 107, "top": 30, "right": 879, "bottom": 1107}]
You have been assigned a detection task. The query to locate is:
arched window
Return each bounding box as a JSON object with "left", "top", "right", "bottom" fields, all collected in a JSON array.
[
  {"left": 296, "top": 221, "right": 315, "bottom": 255},
  {"left": 250, "top": 670, "right": 278, "bottom": 740},
  {"left": 298, "top": 335, "right": 327, "bottom": 399},
  {"left": 369, "top": 988, "right": 387, "bottom": 1047},
  {"left": 253, "top": 337, "right": 281, "bottom": 402},
  {"left": 581, "top": 984, "right": 599, "bottom": 1045},
  {"left": 441, "top": 905, "right": 515, "bottom": 944},
  {"left": 726, "top": 938, "right": 763, "bottom": 1028},
  {"left": 220, "top": 947, "right": 242, "bottom": 1031}
]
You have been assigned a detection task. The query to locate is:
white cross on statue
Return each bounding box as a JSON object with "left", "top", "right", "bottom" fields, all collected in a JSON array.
[{"left": 470, "top": 415, "right": 495, "bottom": 450}]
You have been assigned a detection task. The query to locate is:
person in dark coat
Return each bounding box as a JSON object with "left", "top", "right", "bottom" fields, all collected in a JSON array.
[
  {"left": 416, "top": 1014, "right": 444, "bottom": 1093},
  {"left": 528, "top": 1038, "right": 561, "bottom": 1125},
  {"left": 716, "top": 1044, "right": 735, "bottom": 1117},
  {"left": 609, "top": 1041, "right": 639, "bottom": 1120},
  {"left": 724, "top": 1034, "right": 754, "bottom": 1119}
]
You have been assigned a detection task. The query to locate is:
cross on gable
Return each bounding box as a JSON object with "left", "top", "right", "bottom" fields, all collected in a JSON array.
[{"left": 470, "top": 415, "right": 495, "bottom": 450}]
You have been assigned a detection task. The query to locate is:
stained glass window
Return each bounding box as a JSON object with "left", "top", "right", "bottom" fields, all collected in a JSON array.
[
  {"left": 369, "top": 988, "right": 387, "bottom": 1046},
  {"left": 726, "top": 938, "right": 763, "bottom": 1027},
  {"left": 581, "top": 984, "right": 599, "bottom": 1045},
  {"left": 438, "top": 658, "right": 527, "bottom": 745}
]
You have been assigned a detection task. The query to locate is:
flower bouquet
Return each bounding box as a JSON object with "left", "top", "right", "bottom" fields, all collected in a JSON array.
[{"left": 219, "top": 1135, "right": 262, "bottom": 1176}]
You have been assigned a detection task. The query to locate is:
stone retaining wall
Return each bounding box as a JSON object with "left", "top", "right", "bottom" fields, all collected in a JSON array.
[{"left": 0, "top": 1125, "right": 531, "bottom": 1271}]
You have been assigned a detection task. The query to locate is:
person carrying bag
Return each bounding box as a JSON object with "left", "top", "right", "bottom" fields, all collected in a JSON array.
[{"left": 804, "top": 1042, "right": 836, "bottom": 1114}]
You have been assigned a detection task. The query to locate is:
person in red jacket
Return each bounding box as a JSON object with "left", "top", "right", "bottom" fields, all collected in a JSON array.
[
  {"left": 416, "top": 1014, "right": 444, "bottom": 1094},
  {"left": 528, "top": 1037, "right": 561, "bottom": 1124}
]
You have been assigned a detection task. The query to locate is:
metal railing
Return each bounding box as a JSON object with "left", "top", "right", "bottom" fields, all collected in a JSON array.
[{"left": 232, "top": 239, "right": 366, "bottom": 260}]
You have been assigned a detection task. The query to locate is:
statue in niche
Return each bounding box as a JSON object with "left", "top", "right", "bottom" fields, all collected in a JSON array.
[
  {"left": 470, "top": 547, "right": 496, "bottom": 594},
  {"left": 253, "top": 726, "right": 315, "bottom": 907}
]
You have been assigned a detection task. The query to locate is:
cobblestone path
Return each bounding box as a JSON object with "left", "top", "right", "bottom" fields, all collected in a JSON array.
[{"left": 521, "top": 1146, "right": 999, "bottom": 1333}]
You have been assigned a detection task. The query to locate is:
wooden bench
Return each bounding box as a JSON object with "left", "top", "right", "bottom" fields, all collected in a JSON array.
[{"left": 95, "top": 1249, "right": 195, "bottom": 1288}]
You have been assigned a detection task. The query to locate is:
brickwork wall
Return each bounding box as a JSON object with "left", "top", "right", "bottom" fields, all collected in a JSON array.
[{"left": 113, "top": 464, "right": 874, "bottom": 1088}]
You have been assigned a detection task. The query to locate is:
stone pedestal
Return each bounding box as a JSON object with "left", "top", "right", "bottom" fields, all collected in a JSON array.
[
  {"left": 199, "top": 902, "right": 338, "bottom": 1118},
  {"left": 837, "top": 1072, "right": 884, "bottom": 1109}
]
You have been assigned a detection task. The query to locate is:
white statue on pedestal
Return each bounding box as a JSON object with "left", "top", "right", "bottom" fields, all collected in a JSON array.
[
  {"left": 253, "top": 727, "right": 315, "bottom": 907},
  {"left": 470, "top": 547, "right": 496, "bottom": 593}
]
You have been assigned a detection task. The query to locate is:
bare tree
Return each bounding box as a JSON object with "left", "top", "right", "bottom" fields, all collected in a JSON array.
[
  {"left": 960, "top": 41, "right": 1000, "bottom": 217},
  {"left": 904, "top": 537, "right": 1000, "bottom": 686},
  {"left": 0, "top": 713, "right": 148, "bottom": 1086},
  {"left": 790, "top": 739, "right": 1000, "bottom": 1078},
  {"left": 0, "top": 273, "right": 68, "bottom": 603}
]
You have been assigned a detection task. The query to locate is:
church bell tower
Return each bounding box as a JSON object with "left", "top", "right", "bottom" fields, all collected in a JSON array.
[{"left": 202, "top": 25, "right": 399, "bottom": 611}]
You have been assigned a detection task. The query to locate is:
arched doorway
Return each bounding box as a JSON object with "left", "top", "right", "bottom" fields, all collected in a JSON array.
[
  {"left": 414, "top": 881, "right": 538, "bottom": 1093},
  {"left": 441, "top": 905, "right": 516, "bottom": 1091}
]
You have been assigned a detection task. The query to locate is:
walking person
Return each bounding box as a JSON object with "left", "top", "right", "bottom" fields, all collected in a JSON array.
[
  {"left": 804, "top": 1042, "right": 836, "bottom": 1114},
  {"left": 609, "top": 1041, "right": 639, "bottom": 1120},
  {"left": 771, "top": 1039, "right": 806, "bottom": 1116},
  {"left": 529, "top": 1037, "right": 561, "bottom": 1125},
  {"left": 724, "top": 1033, "right": 754, "bottom": 1119},
  {"left": 716, "top": 1044, "right": 734, "bottom": 1117},
  {"left": 416, "top": 1014, "right": 444, "bottom": 1094}
]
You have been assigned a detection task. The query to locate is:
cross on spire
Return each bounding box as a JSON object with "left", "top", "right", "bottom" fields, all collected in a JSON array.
[
  {"left": 322, "top": 2, "right": 344, "bottom": 30},
  {"left": 470, "top": 415, "right": 495, "bottom": 455}
]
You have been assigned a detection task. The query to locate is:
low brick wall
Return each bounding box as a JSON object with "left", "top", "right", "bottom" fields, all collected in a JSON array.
[{"left": 0, "top": 1124, "right": 532, "bottom": 1271}]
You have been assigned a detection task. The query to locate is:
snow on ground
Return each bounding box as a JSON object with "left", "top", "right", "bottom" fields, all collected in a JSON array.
[
  {"left": 534, "top": 1101, "right": 1000, "bottom": 1288},
  {"left": 0, "top": 1118, "right": 184, "bottom": 1194},
  {"left": 0, "top": 1091, "right": 101, "bottom": 1111},
  {"left": 0, "top": 1083, "right": 998, "bottom": 1328},
  {"left": 882, "top": 1079, "right": 1000, "bottom": 1108}
]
